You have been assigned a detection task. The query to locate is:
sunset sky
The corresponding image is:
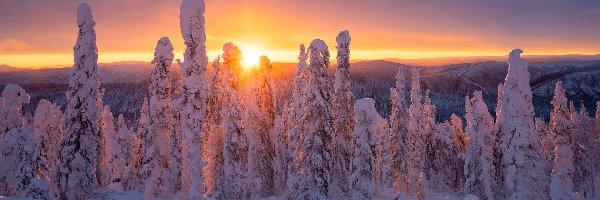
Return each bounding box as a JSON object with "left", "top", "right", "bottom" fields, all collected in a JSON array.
[{"left": 1, "top": 0, "right": 600, "bottom": 68}]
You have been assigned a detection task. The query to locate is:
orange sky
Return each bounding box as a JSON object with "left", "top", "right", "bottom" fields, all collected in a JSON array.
[{"left": 1, "top": 0, "right": 600, "bottom": 68}]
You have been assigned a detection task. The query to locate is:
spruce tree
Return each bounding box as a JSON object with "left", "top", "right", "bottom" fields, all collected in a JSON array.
[
  {"left": 221, "top": 42, "right": 249, "bottom": 199},
  {"left": 501, "top": 49, "right": 548, "bottom": 199},
  {"left": 179, "top": 0, "right": 208, "bottom": 198},
  {"left": 57, "top": 3, "right": 102, "bottom": 199},
  {"left": 407, "top": 67, "right": 425, "bottom": 197},
  {"left": 332, "top": 30, "right": 355, "bottom": 197},
  {"left": 549, "top": 82, "right": 576, "bottom": 200},
  {"left": 389, "top": 68, "right": 410, "bottom": 194}
]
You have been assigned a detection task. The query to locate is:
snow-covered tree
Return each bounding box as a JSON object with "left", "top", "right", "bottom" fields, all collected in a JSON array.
[
  {"left": 115, "top": 115, "right": 132, "bottom": 188},
  {"left": 407, "top": 67, "right": 425, "bottom": 197},
  {"left": 56, "top": 3, "right": 102, "bottom": 199},
  {"left": 0, "top": 86, "right": 47, "bottom": 199},
  {"left": 349, "top": 98, "right": 383, "bottom": 199},
  {"left": 204, "top": 57, "right": 224, "bottom": 198},
  {"left": 0, "top": 84, "right": 30, "bottom": 134},
  {"left": 389, "top": 68, "right": 410, "bottom": 194},
  {"left": 374, "top": 113, "right": 392, "bottom": 197},
  {"left": 463, "top": 91, "right": 495, "bottom": 200},
  {"left": 449, "top": 114, "right": 467, "bottom": 153},
  {"left": 549, "top": 82, "right": 576, "bottom": 200},
  {"left": 449, "top": 114, "right": 467, "bottom": 190},
  {"left": 289, "top": 39, "right": 334, "bottom": 199},
  {"left": 100, "top": 106, "right": 115, "bottom": 186},
  {"left": 179, "top": 0, "right": 208, "bottom": 198},
  {"left": 501, "top": 49, "right": 548, "bottom": 199},
  {"left": 493, "top": 83, "right": 506, "bottom": 198},
  {"left": 286, "top": 44, "right": 309, "bottom": 193},
  {"left": 127, "top": 110, "right": 144, "bottom": 191},
  {"left": 138, "top": 98, "right": 156, "bottom": 195},
  {"left": 272, "top": 114, "right": 288, "bottom": 196},
  {"left": 222, "top": 42, "right": 249, "bottom": 199},
  {"left": 423, "top": 90, "right": 436, "bottom": 139},
  {"left": 246, "top": 56, "right": 277, "bottom": 198},
  {"left": 332, "top": 30, "right": 355, "bottom": 197},
  {"left": 422, "top": 90, "right": 448, "bottom": 192},
  {"left": 0, "top": 128, "right": 49, "bottom": 199},
  {"left": 536, "top": 118, "right": 553, "bottom": 167},
  {"left": 428, "top": 121, "right": 459, "bottom": 192},
  {"left": 32, "top": 99, "right": 63, "bottom": 182},
  {"left": 144, "top": 37, "right": 175, "bottom": 198},
  {"left": 100, "top": 106, "right": 128, "bottom": 189},
  {"left": 570, "top": 103, "right": 600, "bottom": 199}
]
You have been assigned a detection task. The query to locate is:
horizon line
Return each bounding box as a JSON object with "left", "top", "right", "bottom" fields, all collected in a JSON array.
[{"left": 2, "top": 51, "right": 600, "bottom": 69}]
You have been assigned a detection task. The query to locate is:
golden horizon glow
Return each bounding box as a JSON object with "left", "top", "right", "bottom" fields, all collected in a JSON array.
[{"left": 2, "top": 49, "right": 600, "bottom": 69}]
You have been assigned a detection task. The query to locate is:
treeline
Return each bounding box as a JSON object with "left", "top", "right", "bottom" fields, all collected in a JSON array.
[{"left": 1, "top": 1, "right": 600, "bottom": 200}]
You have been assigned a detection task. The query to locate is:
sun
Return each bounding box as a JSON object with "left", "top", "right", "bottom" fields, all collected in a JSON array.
[{"left": 241, "top": 46, "right": 263, "bottom": 70}]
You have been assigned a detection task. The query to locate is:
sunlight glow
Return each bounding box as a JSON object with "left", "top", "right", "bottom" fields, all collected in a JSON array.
[{"left": 240, "top": 45, "right": 263, "bottom": 70}]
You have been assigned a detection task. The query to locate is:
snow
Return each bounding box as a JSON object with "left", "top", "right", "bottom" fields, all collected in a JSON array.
[
  {"left": 407, "top": 67, "right": 425, "bottom": 197},
  {"left": 246, "top": 55, "right": 277, "bottom": 198},
  {"left": 76, "top": 3, "right": 93, "bottom": 27},
  {"left": 332, "top": 30, "right": 355, "bottom": 197},
  {"left": 549, "top": 81, "right": 576, "bottom": 200},
  {"left": 57, "top": 2, "right": 101, "bottom": 199},
  {"left": 179, "top": 1, "right": 209, "bottom": 197},
  {"left": 221, "top": 42, "right": 249, "bottom": 199},
  {"left": 145, "top": 37, "right": 177, "bottom": 198},
  {"left": 1, "top": 128, "right": 47, "bottom": 199},
  {"left": 463, "top": 91, "right": 495, "bottom": 200},
  {"left": 1, "top": 84, "right": 30, "bottom": 133},
  {"left": 502, "top": 49, "right": 548, "bottom": 199},
  {"left": 3, "top": 2, "right": 600, "bottom": 200}
]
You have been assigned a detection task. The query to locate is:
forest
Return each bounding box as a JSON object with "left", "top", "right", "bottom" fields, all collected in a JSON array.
[{"left": 0, "top": 0, "right": 599, "bottom": 200}]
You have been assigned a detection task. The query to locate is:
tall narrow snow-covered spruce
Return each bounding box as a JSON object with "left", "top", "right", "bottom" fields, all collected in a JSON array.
[
  {"left": 493, "top": 83, "right": 506, "bottom": 196},
  {"left": 56, "top": 3, "right": 101, "bottom": 199},
  {"left": 332, "top": 30, "right": 354, "bottom": 196},
  {"left": 100, "top": 106, "right": 128, "bottom": 188},
  {"left": 115, "top": 115, "right": 132, "bottom": 187},
  {"left": 349, "top": 98, "right": 383, "bottom": 199},
  {"left": 286, "top": 44, "right": 309, "bottom": 192},
  {"left": 144, "top": 37, "right": 175, "bottom": 198},
  {"left": 138, "top": 98, "right": 154, "bottom": 193},
  {"left": 179, "top": 0, "right": 208, "bottom": 198},
  {"left": 463, "top": 91, "right": 496, "bottom": 200},
  {"left": 389, "top": 69, "right": 409, "bottom": 193},
  {"left": 221, "top": 42, "right": 249, "bottom": 199},
  {"left": 32, "top": 99, "right": 63, "bottom": 181},
  {"left": 204, "top": 57, "right": 224, "bottom": 198},
  {"left": 501, "top": 49, "right": 548, "bottom": 199},
  {"left": 549, "top": 82, "right": 576, "bottom": 199},
  {"left": 449, "top": 114, "right": 467, "bottom": 153},
  {"left": 246, "top": 56, "right": 277, "bottom": 198},
  {"left": 100, "top": 106, "right": 116, "bottom": 186},
  {"left": 374, "top": 106, "right": 392, "bottom": 197},
  {"left": 289, "top": 39, "right": 334, "bottom": 199},
  {"left": 407, "top": 67, "right": 426, "bottom": 197},
  {"left": 126, "top": 114, "right": 143, "bottom": 191}
]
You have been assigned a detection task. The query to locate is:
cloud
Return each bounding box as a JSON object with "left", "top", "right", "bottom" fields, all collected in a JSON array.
[{"left": 0, "top": 39, "right": 27, "bottom": 52}]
